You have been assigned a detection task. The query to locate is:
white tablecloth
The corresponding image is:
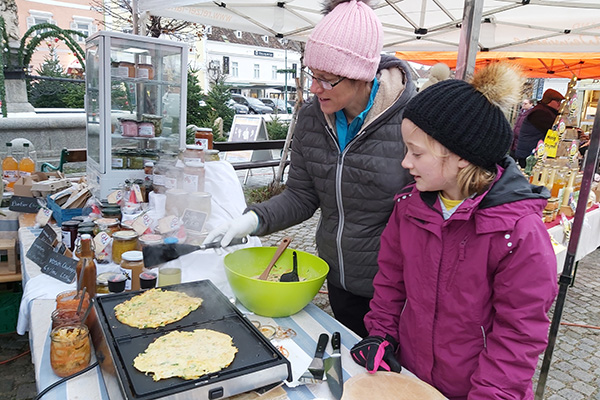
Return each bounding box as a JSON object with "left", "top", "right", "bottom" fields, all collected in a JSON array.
[{"left": 548, "top": 206, "right": 600, "bottom": 274}]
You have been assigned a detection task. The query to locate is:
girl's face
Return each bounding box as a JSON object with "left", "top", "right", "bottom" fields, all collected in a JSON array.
[
  {"left": 401, "top": 119, "right": 469, "bottom": 200},
  {"left": 309, "top": 68, "right": 364, "bottom": 115}
]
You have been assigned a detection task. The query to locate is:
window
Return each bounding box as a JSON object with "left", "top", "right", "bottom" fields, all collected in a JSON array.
[
  {"left": 70, "top": 16, "right": 96, "bottom": 42},
  {"left": 254, "top": 64, "right": 260, "bottom": 79},
  {"left": 232, "top": 62, "right": 239, "bottom": 78},
  {"left": 235, "top": 30, "right": 242, "bottom": 39},
  {"left": 272, "top": 65, "right": 278, "bottom": 80},
  {"left": 263, "top": 35, "right": 269, "bottom": 43},
  {"left": 26, "top": 11, "right": 55, "bottom": 35},
  {"left": 205, "top": 26, "right": 212, "bottom": 35}
]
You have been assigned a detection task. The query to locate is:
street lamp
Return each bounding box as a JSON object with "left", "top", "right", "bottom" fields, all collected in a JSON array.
[{"left": 281, "top": 39, "right": 289, "bottom": 112}]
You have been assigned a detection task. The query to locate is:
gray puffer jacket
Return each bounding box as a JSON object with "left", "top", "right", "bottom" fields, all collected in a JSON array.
[{"left": 247, "top": 55, "right": 416, "bottom": 298}]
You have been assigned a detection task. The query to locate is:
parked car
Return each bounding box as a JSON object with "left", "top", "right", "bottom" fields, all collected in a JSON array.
[
  {"left": 231, "top": 94, "right": 273, "bottom": 114},
  {"left": 259, "top": 98, "right": 293, "bottom": 114},
  {"left": 227, "top": 99, "right": 249, "bottom": 114}
]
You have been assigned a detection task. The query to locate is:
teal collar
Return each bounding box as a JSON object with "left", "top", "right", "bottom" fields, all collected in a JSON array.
[{"left": 335, "top": 77, "right": 379, "bottom": 151}]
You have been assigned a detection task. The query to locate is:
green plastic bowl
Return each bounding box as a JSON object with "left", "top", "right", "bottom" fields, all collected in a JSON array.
[{"left": 224, "top": 247, "right": 329, "bottom": 317}]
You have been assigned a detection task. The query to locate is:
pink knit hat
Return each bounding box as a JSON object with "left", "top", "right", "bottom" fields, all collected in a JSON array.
[{"left": 305, "top": 0, "right": 383, "bottom": 82}]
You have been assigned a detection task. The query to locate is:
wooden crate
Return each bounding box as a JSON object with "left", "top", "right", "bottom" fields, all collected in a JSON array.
[{"left": 0, "top": 239, "right": 20, "bottom": 283}]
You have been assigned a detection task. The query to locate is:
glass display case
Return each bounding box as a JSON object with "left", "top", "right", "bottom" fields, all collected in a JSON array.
[{"left": 85, "top": 31, "right": 187, "bottom": 199}]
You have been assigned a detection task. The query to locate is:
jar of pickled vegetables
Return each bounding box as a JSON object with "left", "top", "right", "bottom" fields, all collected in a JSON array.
[
  {"left": 50, "top": 325, "right": 91, "bottom": 377},
  {"left": 55, "top": 290, "right": 90, "bottom": 311},
  {"left": 112, "top": 230, "right": 139, "bottom": 265},
  {"left": 93, "top": 218, "right": 120, "bottom": 237}
]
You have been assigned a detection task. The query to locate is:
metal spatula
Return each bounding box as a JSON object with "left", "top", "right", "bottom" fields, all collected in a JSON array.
[{"left": 142, "top": 237, "right": 248, "bottom": 268}]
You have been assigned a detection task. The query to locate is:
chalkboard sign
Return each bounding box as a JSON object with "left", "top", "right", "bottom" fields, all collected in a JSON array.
[
  {"left": 26, "top": 236, "right": 77, "bottom": 283},
  {"left": 9, "top": 195, "right": 41, "bottom": 213},
  {"left": 39, "top": 224, "right": 58, "bottom": 245},
  {"left": 181, "top": 208, "right": 208, "bottom": 233}
]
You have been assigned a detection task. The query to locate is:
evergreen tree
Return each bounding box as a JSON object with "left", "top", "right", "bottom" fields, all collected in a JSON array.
[
  {"left": 205, "top": 75, "right": 234, "bottom": 134},
  {"left": 186, "top": 69, "right": 210, "bottom": 128},
  {"left": 27, "top": 42, "right": 84, "bottom": 108}
]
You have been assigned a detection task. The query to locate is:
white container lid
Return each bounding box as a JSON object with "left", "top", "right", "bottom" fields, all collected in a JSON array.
[{"left": 121, "top": 250, "right": 143, "bottom": 262}]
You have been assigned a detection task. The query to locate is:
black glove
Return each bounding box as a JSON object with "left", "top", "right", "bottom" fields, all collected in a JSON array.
[{"left": 350, "top": 334, "right": 402, "bottom": 373}]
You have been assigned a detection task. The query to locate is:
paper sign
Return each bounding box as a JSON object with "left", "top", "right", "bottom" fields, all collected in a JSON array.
[
  {"left": 35, "top": 207, "right": 53, "bottom": 227},
  {"left": 107, "top": 190, "right": 123, "bottom": 204},
  {"left": 181, "top": 209, "right": 208, "bottom": 233},
  {"left": 544, "top": 129, "right": 560, "bottom": 158},
  {"left": 132, "top": 213, "right": 153, "bottom": 235}
]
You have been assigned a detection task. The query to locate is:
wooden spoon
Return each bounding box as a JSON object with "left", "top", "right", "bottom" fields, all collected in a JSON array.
[{"left": 258, "top": 237, "right": 292, "bottom": 280}]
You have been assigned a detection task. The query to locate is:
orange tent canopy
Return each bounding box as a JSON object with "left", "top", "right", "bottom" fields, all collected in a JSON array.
[{"left": 395, "top": 51, "right": 600, "bottom": 80}]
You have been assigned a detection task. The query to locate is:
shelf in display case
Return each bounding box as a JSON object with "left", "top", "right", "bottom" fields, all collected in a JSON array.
[{"left": 109, "top": 76, "right": 181, "bottom": 87}]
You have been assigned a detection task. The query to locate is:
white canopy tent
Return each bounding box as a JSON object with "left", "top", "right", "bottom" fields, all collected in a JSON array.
[{"left": 137, "top": 0, "right": 600, "bottom": 54}]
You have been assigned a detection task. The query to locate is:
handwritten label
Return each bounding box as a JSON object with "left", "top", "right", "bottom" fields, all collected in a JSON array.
[
  {"left": 26, "top": 237, "right": 77, "bottom": 283},
  {"left": 39, "top": 224, "right": 58, "bottom": 245},
  {"left": 181, "top": 209, "right": 208, "bottom": 233},
  {"left": 9, "top": 196, "right": 41, "bottom": 213}
]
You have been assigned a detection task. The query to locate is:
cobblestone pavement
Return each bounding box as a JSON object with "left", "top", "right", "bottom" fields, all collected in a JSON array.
[{"left": 1, "top": 167, "right": 598, "bottom": 399}]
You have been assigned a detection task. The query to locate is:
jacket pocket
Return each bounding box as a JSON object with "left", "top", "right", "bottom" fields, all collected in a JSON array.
[{"left": 445, "top": 236, "right": 468, "bottom": 292}]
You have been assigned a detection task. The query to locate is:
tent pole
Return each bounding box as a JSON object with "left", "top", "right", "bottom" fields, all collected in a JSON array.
[
  {"left": 455, "top": 0, "right": 483, "bottom": 81},
  {"left": 534, "top": 112, "right": 600, "bottom": 399}
]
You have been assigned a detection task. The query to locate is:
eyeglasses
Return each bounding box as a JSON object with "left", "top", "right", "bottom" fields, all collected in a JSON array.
[{"left": 304, "top": 70, "right": 346, "bottom": 90}]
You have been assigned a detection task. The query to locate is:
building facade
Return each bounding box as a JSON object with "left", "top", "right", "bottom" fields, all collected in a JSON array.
[
  {"left": 201, "top": 26, "right": 303, "bottom": 102},
  {"left": 15, "top": 0, "right": 100, "bottom": 73}
]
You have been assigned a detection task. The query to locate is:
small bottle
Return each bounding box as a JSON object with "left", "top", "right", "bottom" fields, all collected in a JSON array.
[
  {"left": 561, "top": 170, "right": 577, "bottom": 207},
  {"left": 2, "top": 142, "right": 19, "bottom": 190},
  {"left": 76, "top": 234, "right": 97, "bottom": 298},
  {"left": 18, "top": 143, "right": 35, "bottom": 178}
]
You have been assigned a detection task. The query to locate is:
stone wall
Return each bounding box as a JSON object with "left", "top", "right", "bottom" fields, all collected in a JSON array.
[{"left": 0, "top": 112, "right": 86, "bottom": 164}]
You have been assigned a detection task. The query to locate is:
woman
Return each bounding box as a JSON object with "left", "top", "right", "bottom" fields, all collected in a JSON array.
[{"left": 205, "top": 0, "right": 416, "bottom": 337}]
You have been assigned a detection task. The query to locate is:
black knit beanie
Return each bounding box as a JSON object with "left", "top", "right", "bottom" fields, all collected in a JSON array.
[{"left": 404, "top": 78, "right": 513, "bottom": 170}]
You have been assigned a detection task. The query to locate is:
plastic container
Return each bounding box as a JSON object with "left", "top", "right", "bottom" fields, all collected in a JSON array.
[
  {"left": 50, "top": 325, "right": 91, "bottom": 377},
  {"left": 139, "top": 271, "right": 157, "bottom": 289},
  {"left": 108, "top": 273, "right": 127, "bottom": 293}
]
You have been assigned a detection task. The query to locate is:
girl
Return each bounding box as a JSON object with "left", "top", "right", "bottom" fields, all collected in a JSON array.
[{"left": 351, "top": 64, "right": 558, "bottom": 399}]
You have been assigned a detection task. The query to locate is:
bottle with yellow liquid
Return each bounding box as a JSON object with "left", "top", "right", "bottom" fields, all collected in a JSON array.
[
  {"left": 551, "top": 167, "right": 568, "bottom": 199},
  {"left": 2, "top": 142, "right": 19, "bottom": 191},
  {"left": 18, "top": 143, "right": 35, "bottom": 178}
]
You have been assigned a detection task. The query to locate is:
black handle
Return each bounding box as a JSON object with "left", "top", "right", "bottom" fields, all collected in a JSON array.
[
  {"left": 201, "top": 236, "right": 248, "bottom": 249},
  {"left": 315, "top": 333, "right": 329, "bottom": 359},
  {"left": 331, "top": 331, "right": 341, "bottom": 353},
  {"left": 292, "top": 251, "right": 298, "bottom": 272}
]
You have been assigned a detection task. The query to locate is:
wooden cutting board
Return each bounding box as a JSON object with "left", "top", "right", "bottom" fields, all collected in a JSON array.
[{"left": 341, "top": 372, "right": 446, "bottom": 400}]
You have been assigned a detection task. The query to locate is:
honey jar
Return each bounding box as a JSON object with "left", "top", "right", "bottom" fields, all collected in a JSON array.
[
  {"left": 112, "top": 230, "right": 139, "bottom": 265},
  {"left": 120, "top": 250, "right": 144, "bottom": 291}
]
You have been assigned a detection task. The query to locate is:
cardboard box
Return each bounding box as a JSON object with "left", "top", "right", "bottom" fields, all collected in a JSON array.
[{"left": 13, "top": 172, "right": 64, "bottom": 198}]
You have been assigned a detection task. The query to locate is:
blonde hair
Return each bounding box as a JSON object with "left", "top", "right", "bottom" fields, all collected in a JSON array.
[{"left": 422, "top": 134, "right": 496, "bottom": 198}]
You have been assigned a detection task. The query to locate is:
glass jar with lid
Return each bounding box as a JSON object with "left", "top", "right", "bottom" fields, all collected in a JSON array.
[
  {"left": 182, "top": 159, "right": 206, "bottom": 193},
  {"left": 182, "top": 144, "right": 205, "bottom": 163},
  {"left": 112, "top": 230, "right": 139, "bottom": 265},
  {"left": 120, "top": 250, "right": 145, "bottom": 291},
  {"left": 50, "top": 325, "right": 91, "bottom": 377},
  {"left": 93, "top": 218, "right": 120, "bottom": 237}
]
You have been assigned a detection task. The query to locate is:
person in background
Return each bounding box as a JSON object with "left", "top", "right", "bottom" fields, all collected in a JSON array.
[
  {"left": 419, "top": 62, "right": 452, "bottom": 92},
  {"left": 205, "top": 0, "right": 416, "bottom": 338},
  {"left": 509, "top": 98, "right": 534, "bottom": 160},
  {"left": 350, "top": 63, "right": 558, "bottom": 399},
  {"left": 515, "top": 89, "right": 565, "bottom": 167}
]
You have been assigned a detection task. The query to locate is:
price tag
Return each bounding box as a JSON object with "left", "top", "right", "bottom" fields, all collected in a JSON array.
[
  {"left": 35, "top": 207, "right": 53, "bottom": 227},
  {"left": 107, "top": 190, "right": 123, "bottom": 204},
  {"left": 94, "top": 231, "right": 112, "bottom": 253},
  {"left": 132, "top": 213, "right": 153, "bottom": 235}
]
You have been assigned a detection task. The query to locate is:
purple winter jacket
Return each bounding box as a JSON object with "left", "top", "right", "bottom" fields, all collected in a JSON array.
[{"left": 365, "top": 157, "right": 558, "bottom": 400}]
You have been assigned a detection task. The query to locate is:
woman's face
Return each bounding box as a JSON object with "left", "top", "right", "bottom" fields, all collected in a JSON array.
[
  {"left": 401, "top": 119, "right": 468, "bottom": 200},
  {"left": 309, "top": 68, "right": 365, "bottom": 115}
]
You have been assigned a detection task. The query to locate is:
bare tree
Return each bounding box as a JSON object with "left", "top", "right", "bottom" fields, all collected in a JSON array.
[{"left": 90, "top": 0, "right": 203, "bottom": 40}]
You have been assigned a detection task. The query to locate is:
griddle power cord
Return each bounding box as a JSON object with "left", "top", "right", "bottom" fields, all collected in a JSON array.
[
  {"left": 33, "top": 361, "right": 99, "bottom": 400},
  {"left": 561, "top": 322, "right": 600, "bottom": 330}
]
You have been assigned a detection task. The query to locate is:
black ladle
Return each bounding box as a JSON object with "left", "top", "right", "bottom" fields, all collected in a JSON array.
[{"left": 280, "top": 251, "right": 299, "bottom": 282}]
